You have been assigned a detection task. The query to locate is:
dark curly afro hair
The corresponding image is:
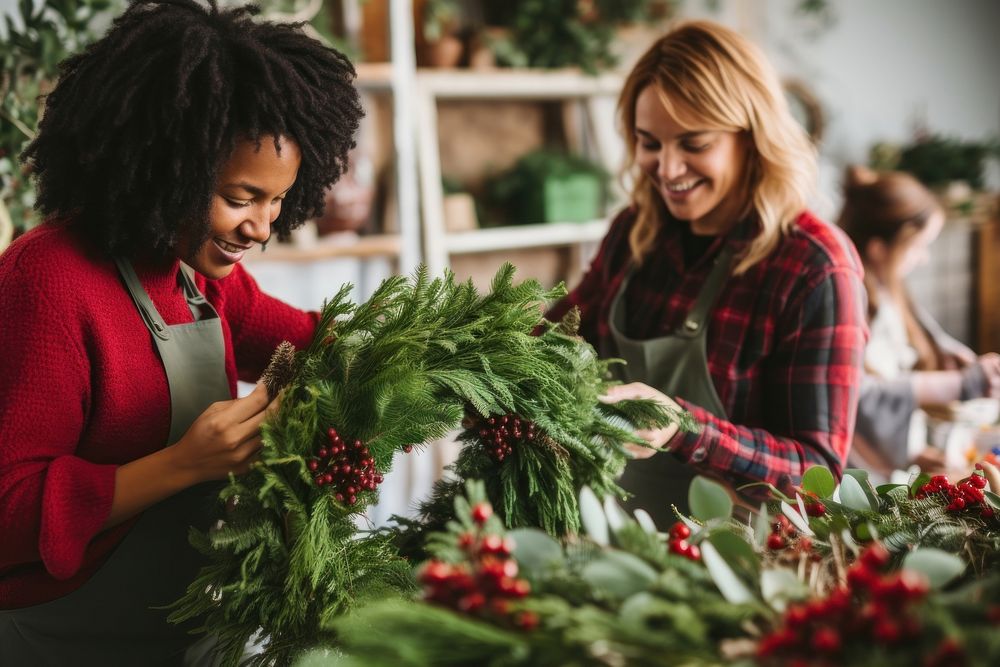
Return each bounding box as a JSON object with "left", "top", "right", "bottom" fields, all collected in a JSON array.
[{"left": 22, "top": 0, "right": 363, "bottom": 259}]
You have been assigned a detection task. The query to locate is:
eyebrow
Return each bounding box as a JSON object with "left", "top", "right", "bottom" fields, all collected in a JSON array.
[
  {"left": 635, "top": 128, "right": 711, "bottom": 140},
  {"left": 223, "top": 181, "right": 294, "bottom": 197}
]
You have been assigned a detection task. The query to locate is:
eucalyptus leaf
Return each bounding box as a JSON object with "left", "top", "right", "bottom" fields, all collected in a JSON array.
[
  {"left": 579, "top": 486, "right": 608, "bottom": 546},
  {"left": 844, "top": 468, "right": 879, "bottom": 508},
  {"left": 781, "top": 501, "right": 814, "bottom": 536},
  {"left": 760, "top": 567, "right": 807, "bottom": 612},
  {"left": 838, "top": 474, "right": 873, "bottom": 512},
  {"left": 581, "top": 551, "right": 658, "bottom": 600},
  {"left": 903, "top": 548, "right": 965, "bottom": 589},
  {"left": 689, "top": 476, "right": 733, "bottom": 522},
  {"left": 709, "top": 530, "right": 760, "bottom": 576},
  {"left": 985, "top": 491, "right": 1000, "bottom": 510},
  {"left": 801, "top": 466, "right": 836, "bottom": 497},
  {"left": 603, "top": 496, "right": 628, "bottom": 535},
  {"left": 701, "top": 541, "right": 754, "bottom": 604},
  {"left": 753, "top": 504, "right": 770, "bottom": 547},
  {"left": 633, "top": 509, "right": 658, "bottom": 535},
  {"left": 507, "top": 528, "right": 562, "bottom": 578}
]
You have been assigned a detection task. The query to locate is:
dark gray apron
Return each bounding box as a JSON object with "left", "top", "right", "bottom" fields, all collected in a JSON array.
[
  {"left": 0, "top": 259, "right": 230, "bottom": 666},
  {"left": 610, "top": 245, "right": 733, "bottom": 528}
]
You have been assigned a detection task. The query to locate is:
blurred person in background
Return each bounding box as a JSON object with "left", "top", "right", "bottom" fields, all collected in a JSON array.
[{"left": 837, "top": 165, "right": 1000, "bottom": 481}]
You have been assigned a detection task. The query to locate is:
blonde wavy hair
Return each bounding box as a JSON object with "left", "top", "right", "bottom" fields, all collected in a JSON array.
[{"left": 619, "top": 21, "right": 817, "bottom": 275}]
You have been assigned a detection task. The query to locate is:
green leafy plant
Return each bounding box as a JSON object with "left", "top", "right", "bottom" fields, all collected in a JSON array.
[
  {"left": 1, "top": 0, "right": 122, "bottom": 231},
  {"left": 870, "top": 134, "right": 1000, "bottom": 190}
]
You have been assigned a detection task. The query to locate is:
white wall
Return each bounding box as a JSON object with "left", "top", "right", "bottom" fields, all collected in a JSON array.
[{"left": 721, "top": 0, "right": 1000, "bottom": 217}]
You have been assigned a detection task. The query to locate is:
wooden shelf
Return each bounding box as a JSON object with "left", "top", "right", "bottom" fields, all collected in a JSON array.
[
  {"left": 415, "top": 68, "right": 624, "bottom": 99},
  {"left": 354, "top": 62, "right": 395, "bottom": 91},
  {"left": 244, "top": 233, "right": 400, "bottom": 263},
  {"left": 444, "top": 220, "right": 609, "bottom": 254}
]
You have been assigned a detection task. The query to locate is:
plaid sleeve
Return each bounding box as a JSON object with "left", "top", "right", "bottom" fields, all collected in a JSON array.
[{"left": 671, "top": 267, "right": 868, "bottom": 496}]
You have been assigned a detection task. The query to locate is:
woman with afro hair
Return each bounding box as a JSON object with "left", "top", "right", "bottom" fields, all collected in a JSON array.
[{"left": 0, "top": 0, "right": 363, "bottom": 662}]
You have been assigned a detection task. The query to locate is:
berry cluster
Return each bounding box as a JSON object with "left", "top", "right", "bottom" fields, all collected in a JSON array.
[
  {"left": 916, "top": 472, "right": 992, "bottom": 518},
  {"left": 765, "top": 513, "right": 819, "bottom": 561},
  {"left": 418, "top": 502, "right": 538, "bottom": 631},
  {"left": 473, "top": 414, "right": 537, "bottom": 463},
  {"left": 667, "top": 522, "right": 701, "bottom": 561},
  {"left": 758, "top": 544, "right": 929, "bottom": 664},
  {"left": 308, "top": 427, "right": 383, "bottom": 505}
]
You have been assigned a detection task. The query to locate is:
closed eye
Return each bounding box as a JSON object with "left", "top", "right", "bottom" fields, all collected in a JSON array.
[{"left": 225, "top": 197, "right": 253, "bottom": 208}]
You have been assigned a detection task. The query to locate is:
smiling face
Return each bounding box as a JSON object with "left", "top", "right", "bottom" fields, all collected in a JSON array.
[
  {"left": 180, "top": 135, "right": 301, "bottom": 279},
  {"left": 633, "top": 85, "right": 750, "bottom": 236}
]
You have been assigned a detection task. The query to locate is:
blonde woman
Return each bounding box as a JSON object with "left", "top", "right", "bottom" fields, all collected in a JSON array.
[{"left": 547, "top": 21, "right": 868, "bottom": 526}]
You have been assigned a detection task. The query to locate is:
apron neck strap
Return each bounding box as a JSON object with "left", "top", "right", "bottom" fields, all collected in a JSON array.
[
  {"left": 114, "top": 257, "right": 172, "bottom": 341},
  {"left": 677, "top": 244, "right": 734, "bottom": 338}
]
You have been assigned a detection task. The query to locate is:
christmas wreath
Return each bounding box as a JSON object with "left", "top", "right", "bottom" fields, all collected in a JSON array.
[{"left": 168, "top": 265, "right": 691, "bottom": 665}]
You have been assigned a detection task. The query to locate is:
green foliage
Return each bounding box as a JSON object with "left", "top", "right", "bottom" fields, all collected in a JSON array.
[
  {"left": 870, "top": 134, "right": 1000, "bottom": 190},
  {"left": 0, "top": 0, "right": 122, "bottom": 229},
  {"left": 171, "top": 265, "right": 689, "bottom": 665},
  {"left": 322, "top": 483, "right": 755, "bottom": 667},
  {"left": 487, "top": 0, "right": 657, "bottom": 73}
]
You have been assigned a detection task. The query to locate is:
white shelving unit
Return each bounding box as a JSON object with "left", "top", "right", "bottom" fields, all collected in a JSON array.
[{"left": 414, "top": 68, "right": 623, "bottom": 276}]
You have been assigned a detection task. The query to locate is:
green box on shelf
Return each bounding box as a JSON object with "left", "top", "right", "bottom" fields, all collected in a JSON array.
[
  {"left": 541, "top": 172, "right": 605, "bottom": 223},
  {"left": 485, "top": 149, "right": 608, "bottom": 226}
]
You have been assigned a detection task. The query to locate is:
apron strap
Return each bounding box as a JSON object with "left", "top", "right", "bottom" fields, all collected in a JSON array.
[
  {"left": 676, "top": 244, "right": 734, "bottom": 339},
  {"left": 114, "top": 257, "right": 172, "bottom": 341},
  {"left": 177, "top": 263, "right": 217, "bottom": 322}
]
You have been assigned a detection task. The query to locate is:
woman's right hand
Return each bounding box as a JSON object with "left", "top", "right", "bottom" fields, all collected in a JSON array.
[{"left": 168, "top": 383, "right": 275, "bottom": 485}]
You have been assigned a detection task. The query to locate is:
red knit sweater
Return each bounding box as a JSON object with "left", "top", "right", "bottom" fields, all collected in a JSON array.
[{"left": 0, "top": 224, "right": 319, "bottom": 608}]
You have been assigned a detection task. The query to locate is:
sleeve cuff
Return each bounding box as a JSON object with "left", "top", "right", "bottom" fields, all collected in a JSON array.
[{"left": 39, "top": 456, "right": 117, "bottom": 580}]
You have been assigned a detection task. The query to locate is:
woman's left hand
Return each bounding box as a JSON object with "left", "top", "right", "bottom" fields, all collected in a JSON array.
[{"left": 600, "top": 382, "right": 682, "bottom": 459}]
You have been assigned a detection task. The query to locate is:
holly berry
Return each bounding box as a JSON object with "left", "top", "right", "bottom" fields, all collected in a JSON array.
[
  {"left": 472, "top": 412, "right": 539, "bottom": 463},
  {"left": 669, "top": 521, "right": 691, "bottom": 540},
  {"left": 310, "top": 426, "right": 384, "bottom": 506},
  {"left": 767, "top": 533, "right": 786, "bottom": 550},
  {"left": 471, "top": 502, "right": 493, "bottom": 525}
]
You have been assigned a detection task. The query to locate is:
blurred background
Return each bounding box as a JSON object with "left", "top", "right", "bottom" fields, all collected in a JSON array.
[{"left": 3, "top": 0, "right": 999, "bottom": 520}]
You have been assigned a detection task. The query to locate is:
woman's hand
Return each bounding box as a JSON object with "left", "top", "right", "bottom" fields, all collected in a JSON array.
[
  {"left": 600, "top": 382, "right": 682, "bottom": 459},
  {"left": 977, "top": 353, "right": 1000, "bottom": 398},
  {"left": 167, "top": 383, "right": 277, "bottom": 485},
  {"left": 103, "top": 384, "right": 278, "bottom": 530}
]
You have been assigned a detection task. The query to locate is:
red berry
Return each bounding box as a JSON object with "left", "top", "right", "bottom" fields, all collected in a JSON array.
[
  {"left": 811, "top": 627, "right": 841, "bottom": 653},
  {"left": 670, "top": 539, "right": 690, "bottom": 555},
  {"left": 686, "top": 543, "right": 701, "bottom": 561},
  {"left": 767, "top": 533, "right": 786, "bottom": 550},
  {"left": 327, "top": 427, "right": 338, "bottom": 439},
  {"left": 515, "top": 611, "right": 539, "bottom": 631},
  {"left": 307, "top": 459, "right": 319, "bottom": 471},
  {"left": 873, "top": 619, "right": 901, "bottom": 644},
  {"left": 458, "top": 592, "right": 486, "bottom": 613},
  {"left": 458, "top": 532, "right": 476, "bottom": 550},
  {"left": 481, "top": 534, "right": 505, "bottom": 554},
  {"left": 806, "top": 502, "right": 827, "bottom": 517},
  {"left": 403, "top": 444, "right": 413, "bottom": 453},
  {"left": 471, "top": 502, "right": 493, "bottom": 524},
  {"left": 669, "top": 522, "right": 691, "bottom": 540},
  {"left": 317, "top": 447, "right": 329, "bottom": 458},
  {"left": 860, "top": 543, "right": 890, "bottom": 570}
]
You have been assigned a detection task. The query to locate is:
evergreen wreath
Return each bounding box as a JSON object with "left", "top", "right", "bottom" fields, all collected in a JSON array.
[{"left": 169, "top": 264, "right": 692, "bottom": 666}]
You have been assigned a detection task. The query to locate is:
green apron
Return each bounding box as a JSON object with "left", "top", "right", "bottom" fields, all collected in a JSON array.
[
  {"left": 609, "top": 245, "right": 733, "bottom": 528},
  {"left": 0, "top": 259, "right": 230, "bottom": 666}
]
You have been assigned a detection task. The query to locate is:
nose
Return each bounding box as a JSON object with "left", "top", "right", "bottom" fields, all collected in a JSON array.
[
  {"left": 657, "top": 147, "right": 687, "bottom": 181},
  {"left": 240, "top": 204, "right": 272, "bottom": 244}
]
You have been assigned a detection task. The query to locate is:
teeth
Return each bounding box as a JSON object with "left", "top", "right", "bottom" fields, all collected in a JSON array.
[
  {"left": 215, "top": 239, "right": 247, "bottom": 253},
  {"left": 666, "top": 180, "right": 700, "bottom": 192}
]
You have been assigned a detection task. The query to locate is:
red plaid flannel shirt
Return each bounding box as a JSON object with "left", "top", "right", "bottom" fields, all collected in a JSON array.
[{"left": 547, "top": 208, "right": 868, "bottom": 495}]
